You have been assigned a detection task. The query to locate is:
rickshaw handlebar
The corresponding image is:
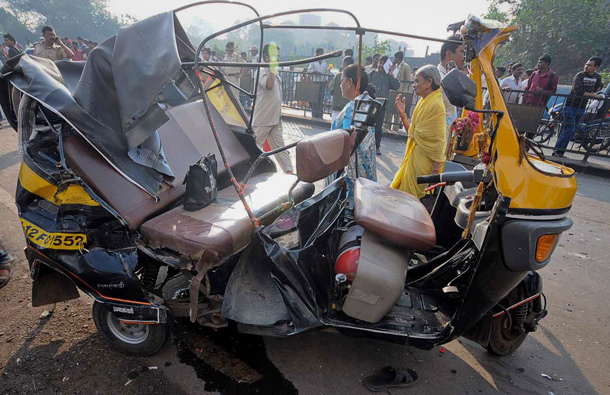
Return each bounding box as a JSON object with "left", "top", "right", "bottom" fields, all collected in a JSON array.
[{"left": 417, "top": 169, "right": 484, "bottom": 185}]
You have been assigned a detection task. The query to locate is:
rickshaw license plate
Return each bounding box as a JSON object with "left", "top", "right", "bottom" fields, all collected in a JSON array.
[{"left": 20, "top": 219, "right": 87, "bottom": 250}]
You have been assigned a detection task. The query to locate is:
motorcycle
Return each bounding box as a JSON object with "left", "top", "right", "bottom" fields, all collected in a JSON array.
[
  {"left": 533, "top": 84, "right": 610, "bottom": 152},
  {"left": 1, "top": 5, "right": 577, "bottom": 358}
]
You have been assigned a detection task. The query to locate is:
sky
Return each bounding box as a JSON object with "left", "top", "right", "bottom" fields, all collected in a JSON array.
[{"left": 106, "top": 0, "right": 491, "bottom": 56}]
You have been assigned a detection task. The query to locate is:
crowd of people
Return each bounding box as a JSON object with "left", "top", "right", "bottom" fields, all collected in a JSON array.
[
  {"left": 495, "top": 54, "right": 604, "bottom": 157},
  {"left": 1, "top": 26, "right": 99, "bottom": 64},
  {"left": 249, "top": 39, "right": 605, "bottom": 214},
  {"left": 246, "top": 40, "right": 457, "bottom": 214}
]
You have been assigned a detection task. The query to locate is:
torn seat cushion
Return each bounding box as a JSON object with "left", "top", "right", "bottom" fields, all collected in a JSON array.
[
  {"left": 140, "top": 172, "right": 313, "bottom": 260},
  {"left": 354, "top": 177, "right": 436, "bottom": 252},
  {"left": 63, "top": 100, "right": 252, "bottom": 230}
]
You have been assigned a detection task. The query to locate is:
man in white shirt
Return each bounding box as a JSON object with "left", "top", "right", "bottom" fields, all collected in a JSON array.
[
  {"left": 308, "top": 47, "right": 329, "bottom": 79},
  {"left": 307, "top": 47, "right": 329, "bottom": 118},
  {"left": 500, "top": 63, "right": 524, "bottom": 104},
  {"left": 437, "top": 35, "right": 465, "bottom": 140},
  {"left": 253, "top": 44, "right": 293, "bottom": 173},
  {"left": 393, "top": 51, "right": 412, "bottom": 92},
  {"left": 364, "top": 56, "right": 374, "bottom": 73}
]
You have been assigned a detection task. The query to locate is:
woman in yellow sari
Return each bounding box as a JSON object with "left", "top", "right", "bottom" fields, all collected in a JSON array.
[{"left": 391, "top": 65, "right": 447, "bottom": 198}]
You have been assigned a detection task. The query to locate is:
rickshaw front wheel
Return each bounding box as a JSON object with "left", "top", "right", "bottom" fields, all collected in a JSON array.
[{"left": 485, "top": 311, "right": 529, "bottom": 356}]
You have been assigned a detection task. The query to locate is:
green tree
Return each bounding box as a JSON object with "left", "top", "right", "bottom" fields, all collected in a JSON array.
[
  {"left": 4, "top": 0, "right": 127, "bottom": 43},
  {"left": 356, "top": 35, "right": 392, "bottom": 61},
  {"left": 0, "top": 9, "right": 37, "bottom": 42},
  {"left": 486, "top": 0, "right": 610, "bottom": 82}
]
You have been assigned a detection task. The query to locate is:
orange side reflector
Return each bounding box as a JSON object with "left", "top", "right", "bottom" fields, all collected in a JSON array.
[{"left": 536, "top": 234, "right": 559, "bottom": 262}]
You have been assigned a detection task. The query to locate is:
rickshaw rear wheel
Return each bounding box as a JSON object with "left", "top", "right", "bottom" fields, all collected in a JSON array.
[{"left": 92, "top": 301, "right": 170, "bottom": 356}]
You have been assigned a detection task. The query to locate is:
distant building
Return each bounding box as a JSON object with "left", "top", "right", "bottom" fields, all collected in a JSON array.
[{"left": 404, "top": 52, "right": 441, "bottom": 68}]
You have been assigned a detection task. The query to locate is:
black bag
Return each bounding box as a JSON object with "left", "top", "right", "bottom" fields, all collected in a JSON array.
[{"left": 183, "top": 154, "right": 218, "bottom": 212}]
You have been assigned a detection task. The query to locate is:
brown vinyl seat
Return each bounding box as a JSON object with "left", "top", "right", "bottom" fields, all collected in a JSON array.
[
  {"left": 140, "top": 172, "right": 313, "bottom": 261},
  {"left": 64, "top": 100, "right": 252, "bottom": 230},
  {"left": 354, "top": 177, "right": 436, "bottom": 252},
  {"left": 295, "top": 130, "right": 351, "bottom": 182}
]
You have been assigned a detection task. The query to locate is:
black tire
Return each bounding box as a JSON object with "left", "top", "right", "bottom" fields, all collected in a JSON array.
[
  {"left": 485, "top": 313, "right": 529, "bottom": 356},
  {"left": 533, "top": 122, "right": 555, "bottom": 144},
  {"left": 92, "top": 301, "right": 170, "bottom": 356},
  {"left": 582, "top": 126, "right": 610, "bottom": 153}
]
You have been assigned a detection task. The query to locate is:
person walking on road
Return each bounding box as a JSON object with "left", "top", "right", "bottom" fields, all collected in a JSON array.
[
  {"left": 369, "top": 55, "right": 400, "bottom": 155},
  {"left": 391, "top": 65, "right": 447, "bottom": 199},
  {"left": 252, "top": 43, "right": 293, "bottom": 174},
  {"left": 33, "top": 26, "right": 74, "bottom": 61},
  {"left": 553, "top": 57, "right": 603, "bottom": 158}
]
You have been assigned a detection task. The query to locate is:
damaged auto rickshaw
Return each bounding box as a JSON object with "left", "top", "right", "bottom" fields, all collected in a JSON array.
[{"left": 0, "top": 3, "right": 577, "bottom": 357}]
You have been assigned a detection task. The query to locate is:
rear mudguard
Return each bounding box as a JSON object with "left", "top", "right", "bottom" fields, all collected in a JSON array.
[
  {"left": 28, "top": 246, "right": 167, "bottom": 323},
  {"left": 27, "top": 245, "right": 149, "bottom": 304},
  {"left": 462, "top": 271, "right": 543, "bottom": 348}
]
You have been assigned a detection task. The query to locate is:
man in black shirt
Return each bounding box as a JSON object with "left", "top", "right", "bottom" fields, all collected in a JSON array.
[{"left": 553, "top": 57, "right": 603, "bottom": 157}]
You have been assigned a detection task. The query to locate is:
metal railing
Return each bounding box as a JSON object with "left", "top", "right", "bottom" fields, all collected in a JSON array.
[
  {"left": 499, "top": 89, "right": 610, "bottom": 161},
  {"left": 238, "top": 74, "right": 610, "bottom": 161},
  {"left": 239, "top": 69, "right": 418, "bottom": 126}
]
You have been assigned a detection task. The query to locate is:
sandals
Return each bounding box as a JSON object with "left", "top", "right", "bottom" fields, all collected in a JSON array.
[
  {"left": 364, "top": 366, "right": 419, "bottom": 392},
  {"left": 0, "top": 251, "right": 15, "bottom": 290}
]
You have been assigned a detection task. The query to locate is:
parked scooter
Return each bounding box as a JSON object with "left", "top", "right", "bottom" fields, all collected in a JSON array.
[
  {"left": 1, "top": 7, "right": 577, "bottom": 358},
  {"left": 534, "top": 84, "right": 610, "bottom": 152}
]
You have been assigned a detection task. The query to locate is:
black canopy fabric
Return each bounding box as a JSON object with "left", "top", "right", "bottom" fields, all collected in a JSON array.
[{"left": 1, "top": 12, "right": 196, "bottom": 198}]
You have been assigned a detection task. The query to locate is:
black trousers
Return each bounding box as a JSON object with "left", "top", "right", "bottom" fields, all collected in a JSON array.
[{"left": 374, "top": 107, "right": 387, "bottom": 149}]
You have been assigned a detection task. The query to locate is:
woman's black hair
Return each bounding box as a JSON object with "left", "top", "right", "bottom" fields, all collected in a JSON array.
[{"left": 342, "top": 64, "right": 368, "bottom": 94}]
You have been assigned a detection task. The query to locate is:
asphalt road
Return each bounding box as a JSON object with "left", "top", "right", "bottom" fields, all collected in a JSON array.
[{"left": 0, "top": 120, "right": 609, "bottom": 394}]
